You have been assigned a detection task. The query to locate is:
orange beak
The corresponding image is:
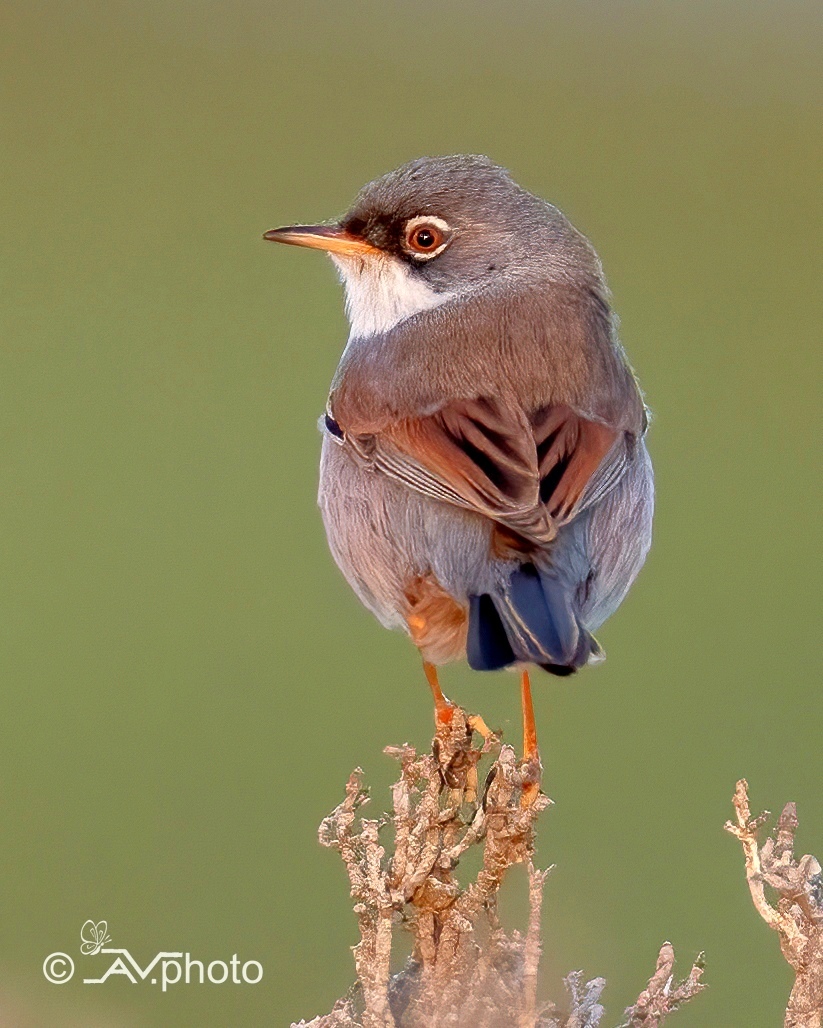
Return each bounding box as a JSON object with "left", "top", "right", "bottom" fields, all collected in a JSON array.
[{"left": 263, "top": 224, "right": 380, "bottom": 256}]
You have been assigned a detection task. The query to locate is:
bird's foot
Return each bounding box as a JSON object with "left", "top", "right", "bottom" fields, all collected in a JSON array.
[
  {"left": 466, "top": 713, "right": 498, "bottom": 749},
  {"left": 422, "top": 661, "right": 504, "bottom": 804},
  {"left": 431, "top": 702, "right": 480, "bottom": 797},
  {"left": 519, "top": 757, "right": 543, "bottom": 808}
]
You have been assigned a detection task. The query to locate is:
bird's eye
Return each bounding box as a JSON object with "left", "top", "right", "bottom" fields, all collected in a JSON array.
[
  {"left": 402, "top": 217, "right": 451, "bottom": 259},
  {"left": 409, "top": 226, "right": 440, "bottom": 251}
]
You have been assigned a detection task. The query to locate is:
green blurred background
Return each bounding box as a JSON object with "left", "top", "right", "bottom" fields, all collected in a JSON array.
[{"left": 1, "top": 1, "right": 820, "bottom": 1024}]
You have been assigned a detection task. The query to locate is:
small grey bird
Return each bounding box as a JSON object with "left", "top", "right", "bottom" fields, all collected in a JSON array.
[{"left": 265, "top": 155, "right": 653, "bottom": 793}]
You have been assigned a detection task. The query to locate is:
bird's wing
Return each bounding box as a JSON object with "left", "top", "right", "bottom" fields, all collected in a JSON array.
[
  {"left": 343, "top": 396, "right": 621, "bottom": 547},
  {"left": 531, "top": 403, "right": 624, "bottom": 520}
]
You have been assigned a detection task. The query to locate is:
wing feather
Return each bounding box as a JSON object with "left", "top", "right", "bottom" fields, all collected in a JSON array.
[{"left": 338, "top": 396, "right": 622, "bottom": 549}]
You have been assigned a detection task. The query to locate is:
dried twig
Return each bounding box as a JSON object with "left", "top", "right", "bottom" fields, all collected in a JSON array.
[
  {"left": 294, "top": 704, "right": 703, "bottom": 1028},
  {"left": 725, "top": 779, "right": 823, "bottom": 1028},
  {"left": 618, "top": 943, "right": 705, "bottom": 1027}
]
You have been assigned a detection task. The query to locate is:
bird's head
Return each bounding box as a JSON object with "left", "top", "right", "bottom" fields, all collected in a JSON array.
[{"left": 265, "top": 155, "right": 598, "bottom": 339}]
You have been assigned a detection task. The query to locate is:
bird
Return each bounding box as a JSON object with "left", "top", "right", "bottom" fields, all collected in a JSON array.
[{"left": 264, "top": 155, "right": 653, "bottom": 800}]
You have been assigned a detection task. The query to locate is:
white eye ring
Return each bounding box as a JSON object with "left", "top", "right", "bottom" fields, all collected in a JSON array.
[{"left": 402, "top": 215, "right": 453, "bottom": 260}]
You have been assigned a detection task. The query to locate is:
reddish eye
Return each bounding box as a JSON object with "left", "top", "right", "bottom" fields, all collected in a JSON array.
[{"left": 405, "top": 221, "right": 445, "bottom": 254}]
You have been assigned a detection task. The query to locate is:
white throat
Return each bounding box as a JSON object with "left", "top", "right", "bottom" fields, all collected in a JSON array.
[{"left": 330, "top": 253, "right": 451, "bottom": 339}]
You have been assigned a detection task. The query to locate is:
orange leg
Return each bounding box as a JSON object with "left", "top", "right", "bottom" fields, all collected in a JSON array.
[
  {"left": 521, "top": 669, "right": 538, "bottom": 761},
  {"left": 520, "top": 669, "right": 541, "bottom": 807},
  {"left": 423, "top": 661, "right": 456, "bottom": 728}
]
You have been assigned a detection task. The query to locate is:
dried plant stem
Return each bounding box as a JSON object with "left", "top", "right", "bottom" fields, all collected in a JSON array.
[
  {"left": 618, "top": 942, "right": 705, "bottom": 1027},
  {"left": 293, "top": 702, "right": 704, "bottom": 1028},
  {"left": 725, "top": 779, "right": 823, "bottom": 1028},
  {"left": 520, "top": 863, "right": 550, "bottom": 1028}
]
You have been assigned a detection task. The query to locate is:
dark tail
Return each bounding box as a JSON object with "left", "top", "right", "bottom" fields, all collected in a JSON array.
[{"left": 467, "top": 563, "right": 600, "bottom": 675}]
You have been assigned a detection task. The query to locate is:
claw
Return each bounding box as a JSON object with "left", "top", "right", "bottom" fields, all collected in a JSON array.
[{"left": 467, "top": 713, "right": 496, "bottom": 745}]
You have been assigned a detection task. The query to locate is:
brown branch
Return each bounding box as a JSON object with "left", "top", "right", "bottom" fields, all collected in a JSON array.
[
  {"left": 295, "top": 703, "right": 704, "bottom": 1028},
  {"left": 618, "top": 944, "right": 705, "bottom": 1027},
  {"left": 725, "top": 779, "right": 823, "bottom": 1028}
]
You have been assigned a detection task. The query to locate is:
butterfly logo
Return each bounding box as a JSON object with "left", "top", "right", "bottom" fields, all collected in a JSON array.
[{"left": 80, "top": 920, "right": 112, "bottom": 956}]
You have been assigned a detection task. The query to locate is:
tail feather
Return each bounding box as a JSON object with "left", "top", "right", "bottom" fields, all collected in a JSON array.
[
  {"left": 468, "top": 563, "right": 598, "bottom": 675},
  {"left": 506, "top": 564, "right": 578, "bottom": 665},
  {"left": 467, "top": 594, "right": 515, "bottom": 671}
]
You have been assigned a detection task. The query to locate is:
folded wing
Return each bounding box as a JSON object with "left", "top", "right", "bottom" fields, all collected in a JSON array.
[{"left": 343, "top": 395, "right": 622, "bottom": 548}]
